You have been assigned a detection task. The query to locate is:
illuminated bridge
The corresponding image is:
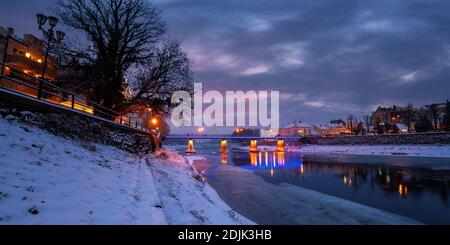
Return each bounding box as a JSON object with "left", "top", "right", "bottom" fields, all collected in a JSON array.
[{"left": 164, "top": 135, "right": 303, "bottom": 154}]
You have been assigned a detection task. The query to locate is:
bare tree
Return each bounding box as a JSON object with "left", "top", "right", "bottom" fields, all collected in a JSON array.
[
  {"left": 404, "top": 103, "right": 414, "bottom": 132},
  {"left": 429, "top": 103, "right": 439, "bottom": 130},
  {"left": 126, "top": 40, "right": 193, "bottom": 117},
  {"left": 363, "top": 115, "right": 371, "bottom": 135},
  {"left": 355, "top": 121, "right": 365, "bottom": 135},
  {"left": 346, "top": 114, "right": 358, "bottom": 134},
  {"left": 444, "top": 100, "right": 450, "bottom": 131},
  {"left": 54, "top": 0, "right": 166, "bottom": 111}
]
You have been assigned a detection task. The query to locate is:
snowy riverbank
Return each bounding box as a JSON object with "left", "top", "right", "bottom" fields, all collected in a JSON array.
[
  {"left": 236, "top": 144, "right": 450, "bottom": 158},
  {"left": 0, "top": 116, "right": 252, "bottom": 224}
]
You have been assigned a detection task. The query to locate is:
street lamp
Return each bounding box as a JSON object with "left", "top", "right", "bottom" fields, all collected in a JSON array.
[
  {"left": 36, "top": 13, "right": 65, "bottom": 82},
  {"left": 36, "top": 14, "right": 47, "bottom": 27},
  {"left": 48, "top": 16, "right": 59, "bottom": 27},
  {"left": 56, "top": 31, "right": 65, "bottom": 42},
  {"left": 151, "top": 118, "right": 158, "bottom": 126}
]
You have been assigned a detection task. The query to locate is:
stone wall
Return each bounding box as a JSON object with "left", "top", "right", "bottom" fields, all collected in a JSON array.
[
  {"left": 0, "top": 104, "right": 156, "bottom": 154},
  {"left": 300, "top": 133, "right": 450, "bottom": 145}
]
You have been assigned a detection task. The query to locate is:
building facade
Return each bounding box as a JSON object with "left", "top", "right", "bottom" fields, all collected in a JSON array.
[
  {"left": 313, "top": 123, "right": 351, "bottom": 136},
  {"left": 278, "top": 121, "right": 318, "bottom": 136},
  {"left": 1, "top": 26, "right": 56, "bottom": 81}
]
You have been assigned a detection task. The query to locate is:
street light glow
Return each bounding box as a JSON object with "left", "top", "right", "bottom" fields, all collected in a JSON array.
[{"left": 151, "top": 118, "right": 158, "bottom": 125}]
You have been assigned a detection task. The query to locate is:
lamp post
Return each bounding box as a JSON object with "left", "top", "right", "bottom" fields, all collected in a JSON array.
[
  {"left": 146, "top": 107, "right": 152, "bottom": 132},
  {"left": 36, "top": 13, "right": 65, "bottom": 98}
]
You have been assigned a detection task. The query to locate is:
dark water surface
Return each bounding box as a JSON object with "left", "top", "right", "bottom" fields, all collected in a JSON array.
[{"left": 169, "top": 141, "right": 450, "bottom": 224}]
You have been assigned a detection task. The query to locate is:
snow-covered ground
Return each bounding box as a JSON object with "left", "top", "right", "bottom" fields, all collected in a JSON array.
[
  {"left": 0, "top": 116, "right": 252, "bottom": 225},
  {"left": 147, "top": 152, "right": 253, "bottom": 225},
  {"left": 236, "top": 144, "right": 450, "bottom": 158}
]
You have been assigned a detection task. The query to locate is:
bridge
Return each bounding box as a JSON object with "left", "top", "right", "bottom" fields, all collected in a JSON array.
[{"left": 165, "top": 135, "right": 303, "bottom": 154}]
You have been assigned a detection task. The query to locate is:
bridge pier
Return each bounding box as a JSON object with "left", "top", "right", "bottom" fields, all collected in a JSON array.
[
  {"left": 249, "top": 140, "right": 258, "bottom": 152},
  {"left": 186, "top": 139, "right": 197, "bottom": 154},
  {"left": 276, "top": 140, "right": 286, "bottom": 152},
  {"left": 220, "top": 139, "right": 228, "bottom": 153}
]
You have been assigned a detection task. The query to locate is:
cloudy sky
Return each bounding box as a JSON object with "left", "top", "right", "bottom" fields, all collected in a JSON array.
[{"left": 1, "top": 0, "right": 450, "bottom": 132}]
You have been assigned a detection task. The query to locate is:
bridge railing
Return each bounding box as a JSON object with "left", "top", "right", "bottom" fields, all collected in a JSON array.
[{"left": 0, "top": 62, "right": 149, "bottom": 132}]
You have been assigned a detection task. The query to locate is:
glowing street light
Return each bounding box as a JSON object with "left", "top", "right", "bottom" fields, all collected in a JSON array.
[
  {"left": 151, "top": 118, "right": 158, "bottom": 125},
  {"left": 198, "top": 127, "right": 205, "bottom": 133}
]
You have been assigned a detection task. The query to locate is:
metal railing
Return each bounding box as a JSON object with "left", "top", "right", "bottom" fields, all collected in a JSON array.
[{"left": 0, "top": 62, "right": 150, "bottom": 132}]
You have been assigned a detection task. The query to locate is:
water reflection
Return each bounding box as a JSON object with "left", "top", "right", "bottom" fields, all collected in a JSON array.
[
  {"left": 189, "top": 143, "right": 450, "bottom": 224},
  {"left": 399, "top": 184, "right": 408, "bottom": 196},
  {"left": 221, "top": 152, "right": 228, "bottom": 165},
  {"left": 230, "top": 151, "right": 450, "bottom": 205},
  {"left": 236, "top": 151, "right": 299, "bottom": 169}
]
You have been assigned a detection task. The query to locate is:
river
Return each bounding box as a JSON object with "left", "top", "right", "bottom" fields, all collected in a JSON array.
[{"left": 167, "top": 140, "right": 450, "bottom": 224}]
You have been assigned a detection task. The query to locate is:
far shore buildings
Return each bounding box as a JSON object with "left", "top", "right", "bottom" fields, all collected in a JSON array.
[
  {"left": 277, "top": 121, "right": 351, "bottom": 137},
  {"left": 313, "top": 123, "right": 351, "bottom": 136},
  {"left": 371, "top": 102, "right": 447, "bottom": 132},
  {"left": 278, "top": 121, "right": 316, "bottom": 136}
]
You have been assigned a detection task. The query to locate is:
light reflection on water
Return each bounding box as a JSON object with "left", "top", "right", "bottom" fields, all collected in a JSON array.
[
  {"left": 167, "top": 141, "right": 450, "bottom": 224},
  {"left": 223, "top": 149, "right": 450, "bottom": 224}
]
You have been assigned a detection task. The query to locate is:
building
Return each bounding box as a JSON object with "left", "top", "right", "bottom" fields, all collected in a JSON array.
[
  {"left": 0, "top": 26, "right": 97, "bottom": 114},
  {"left": 370, "top": 105, "right": 419, "bottom": 131},
  {"left": 1, "top": 26, "right": 56, "bottom": 81},
  {"left": 278, "top": 121, "right": 318, "bottom": 136},
  {"left": 371, "top": 102, "right": 447, "bottom": 132},
  {"left": 313, "top": 123, "right": 351, "bottom": 136}
]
